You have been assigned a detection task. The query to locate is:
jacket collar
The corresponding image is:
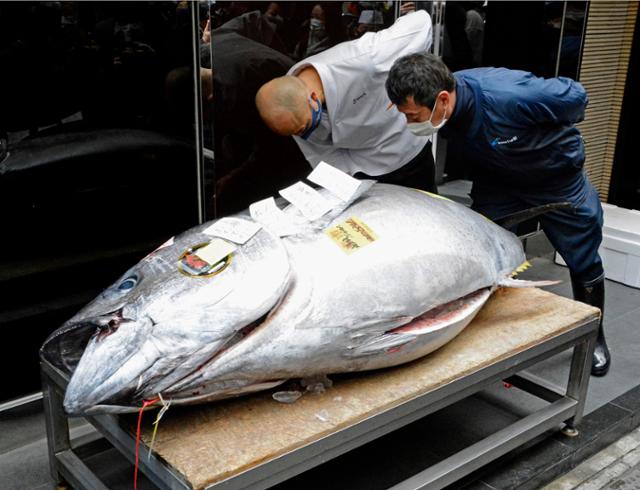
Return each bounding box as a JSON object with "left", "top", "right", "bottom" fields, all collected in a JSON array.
[{"left": 440, "top": 74, "right": 482, "bottom": 139}]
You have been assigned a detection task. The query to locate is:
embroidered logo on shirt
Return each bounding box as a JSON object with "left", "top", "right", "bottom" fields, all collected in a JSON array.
[
  {"left": 491, "top": 136, "right": 518, "bottom": 147},
  {"left": 352, "top": 92, "right": 367, "bottom": 104}
]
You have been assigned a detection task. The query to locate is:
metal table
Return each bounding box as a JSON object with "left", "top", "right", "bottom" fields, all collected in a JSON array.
[{"left": 41, "top": 288, "right": 599, "bottom": 490}]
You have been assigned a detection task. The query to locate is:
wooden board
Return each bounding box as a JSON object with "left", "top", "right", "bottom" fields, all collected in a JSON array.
[{"left": 131, "top": 288, "right": 599, "bottom": 489}]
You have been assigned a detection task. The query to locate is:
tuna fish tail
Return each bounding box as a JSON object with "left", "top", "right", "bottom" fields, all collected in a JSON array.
[{"left": 498, "top": 261, "right": 561, "bottom": 288}]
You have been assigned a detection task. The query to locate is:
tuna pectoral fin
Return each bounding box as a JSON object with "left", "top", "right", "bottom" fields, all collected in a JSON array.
[
  {"left": 346, "top": 332, "right": 418, "bottom": 357},
  {"left": 346, "top": 289, "right": 491, "bottom": 358},
  {"left": 497, "top": 278, "right": 560, "bottom": 288}
]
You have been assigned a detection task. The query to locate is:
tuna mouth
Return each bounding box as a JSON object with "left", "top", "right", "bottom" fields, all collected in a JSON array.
[
  {"left": 40, "top": 322, "right": 96, "bottom": 375},
  {"left": 42, "top": 308, "right": 135, "bottom": 375},
  {"left": 40, "top": 309, "right": 127, "bottom": 376},
  {"left": 89, "top": 308, "right": 136, "bottom": 341},
  {"left": 63, "top": 312, "right": 152, "bottom": 415}
]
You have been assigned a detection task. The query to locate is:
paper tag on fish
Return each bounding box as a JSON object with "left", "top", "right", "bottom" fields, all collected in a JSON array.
[
  {"left": 249, "top": 197, "right": 299, "bottom": 237},
  {"left": 194, "top": 238, "right": 237, "bottom": 265},
  {"left": 325, "top": 217, "right": 377, "bottom": 254},
  {"left": 279, "top": 181, "right": 333, "bottom": 221},
  {"left": 308, "top": 161, "right": 362, "bottom": 202},
  {"left": 203, "top": 217, "right": 262, "bottom": 244}
]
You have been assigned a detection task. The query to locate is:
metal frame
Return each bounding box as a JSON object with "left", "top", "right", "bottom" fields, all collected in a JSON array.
[{"left": 41, "top": 317, "right": 598, "bottom": 490}]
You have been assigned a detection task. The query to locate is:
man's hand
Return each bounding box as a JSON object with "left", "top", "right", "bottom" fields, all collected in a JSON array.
[
  {"left": 400, "top": 2, "right": 416, "bottom": 16},
  {"left": 202, "top": 19, "right": 211, "bottom": 44}
]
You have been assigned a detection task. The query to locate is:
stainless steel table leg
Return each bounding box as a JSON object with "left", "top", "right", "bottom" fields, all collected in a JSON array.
[
  {"left": 41, "top": 362, "right": 70, "bottom": 488},
  {"left": 563, "top": 328, "right": 598, "bottom": 433}
]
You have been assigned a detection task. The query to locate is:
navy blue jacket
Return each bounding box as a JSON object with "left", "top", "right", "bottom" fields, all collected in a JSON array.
[{"left": 439, "top": 68, "right": 588, "bottom": 189}]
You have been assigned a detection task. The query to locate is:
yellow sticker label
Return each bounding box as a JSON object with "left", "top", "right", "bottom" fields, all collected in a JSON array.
[
  {"left": 326, "top": 217, "right": 377, "bottom": 254},
  {"left": 415, "top": 189, "right": 452, "bottom": 201}
]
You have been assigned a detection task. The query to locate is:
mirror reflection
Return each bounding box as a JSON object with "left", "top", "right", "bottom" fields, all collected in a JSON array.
[
  {"left": 0, "top": 1, "right": 201, "bottom": 401},
  {"left": 205, "top": 1, "right": 414, "bottom": 218}
]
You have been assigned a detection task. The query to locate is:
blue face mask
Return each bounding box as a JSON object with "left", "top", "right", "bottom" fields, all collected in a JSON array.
[{"left": 300, "top": 95, "right": 322, "bottom": 140}]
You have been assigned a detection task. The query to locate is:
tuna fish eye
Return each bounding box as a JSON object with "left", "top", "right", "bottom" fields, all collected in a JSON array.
[{"left": 118, "top": 276, "right": 138, "bottom": 291}]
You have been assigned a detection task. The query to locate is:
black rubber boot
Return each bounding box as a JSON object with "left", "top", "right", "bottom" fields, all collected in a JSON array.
[{"left": 571, "top": 276, "right": 610, "bottom": 376}]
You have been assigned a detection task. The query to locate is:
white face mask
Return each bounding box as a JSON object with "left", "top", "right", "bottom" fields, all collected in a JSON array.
[
  {"left": 310, "top": 18, "right": 324, "bottom": 30},
  {"left": 407, "top": 98, "right": 447, "bottom": 137}
]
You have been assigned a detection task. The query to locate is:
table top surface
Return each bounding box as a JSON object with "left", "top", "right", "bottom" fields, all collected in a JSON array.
[{"left": 130, "top": 287, "right": 599, "bottom": 489}]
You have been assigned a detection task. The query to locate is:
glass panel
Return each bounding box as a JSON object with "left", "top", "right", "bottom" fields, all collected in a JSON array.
[
  {"left": 0, "top": 2, "right": 201, "bottom": 401},
  {"left": 439, "top": 0, "right": 573, "bottom": 185},
  {"left": 610, "top": 10, "right": 640, "bottom": 210},
  {"left": 442, "top": 1, "right": 486, "bottom": 71},
  {"left": 206, "top": 2, "right": 400, "bottom": 218},
  {"left": 558, "top": 1, "right": 588, "bottom": 79}
]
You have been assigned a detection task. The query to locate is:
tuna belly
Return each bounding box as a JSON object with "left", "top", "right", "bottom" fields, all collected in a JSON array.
[{"left": 345, "top": 287, "right": 492, "bottom": 370}]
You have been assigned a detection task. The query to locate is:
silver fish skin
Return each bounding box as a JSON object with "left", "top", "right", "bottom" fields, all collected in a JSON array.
[
  {"left": 164, "top": 185, "right": 524, "bottom": 401},
  {"left": 46, "top": 184, "right": 525, "bottom": 415},
  {"left": 56, "top": 220, "right": 291, "bottom": 415}
]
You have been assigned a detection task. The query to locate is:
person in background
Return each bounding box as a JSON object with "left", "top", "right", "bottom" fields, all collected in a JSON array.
[
  {"left": 255, "top": 10, "right": 437, "bottom": 193},
  {"left": 293, "top": 3, "right": 347, "bottom": 60},
  {"left": 355, "top": 9, "right": 384, "bottom": 37},
  {"left": 386, "top": 53, "right": 610, "bottom": 376},
  {"left": 201, "top": 33, "right": 308, "bottom": 216},
  {"left": 463, "top": 2, "right": 485, "bottom": 67},
  {"left": 263, "top": 1, "right": 284, "bottom": 32}
]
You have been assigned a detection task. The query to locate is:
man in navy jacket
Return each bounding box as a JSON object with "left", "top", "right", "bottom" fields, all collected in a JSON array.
[{"left": 386, "top": 53, "right": 610, "bottom": 376}]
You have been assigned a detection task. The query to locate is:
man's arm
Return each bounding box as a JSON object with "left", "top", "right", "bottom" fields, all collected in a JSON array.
[
  {"left": 367, "top": 10, "right": 433, "bottom": 73},
  {"left": 296, "top": 135, "right": 425, "bottom": 178},
  {"left": 516, "top": 75, "right": 588, "bottom": 126},
  {"left": 294, "top": 138, "right": 362, "bottom": 175}
]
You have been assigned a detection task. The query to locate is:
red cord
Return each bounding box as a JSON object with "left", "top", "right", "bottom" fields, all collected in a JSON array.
[{"left": 134, "top": 398, "right": 159, "bottom": 490}]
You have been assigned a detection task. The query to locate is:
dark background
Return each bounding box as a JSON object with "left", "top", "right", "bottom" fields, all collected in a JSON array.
[{"left": 0, "top": 2, "right": 201, "bottom": 402}]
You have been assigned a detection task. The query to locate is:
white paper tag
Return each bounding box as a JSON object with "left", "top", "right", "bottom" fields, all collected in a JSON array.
[
  {"left": 249, "top": 197, "right": 299, "bottom": 237},
  {"left": 195, "top": 238, "right": 237, "bottom": 265},
  {"left": 203, "top": 217, "right": 262, "bottom": 244},
  {"left": 307, "top": 161, "right": 362, "bottom": 202},
  {"left": 279, "top": 181, "right": 333, "bottom": 221}
]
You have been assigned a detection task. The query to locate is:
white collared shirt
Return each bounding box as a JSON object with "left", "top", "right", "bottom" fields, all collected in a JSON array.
[{"left": 288, "top": 11, "right": 433, "bottom": 176}]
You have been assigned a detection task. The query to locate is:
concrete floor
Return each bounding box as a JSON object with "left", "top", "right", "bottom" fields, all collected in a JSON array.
[
  {"left": 544, "top": 426, "right": 640, "bottom": 490},
  {"left": 1, "top": 229, "right": 639, "bottom": 489}
]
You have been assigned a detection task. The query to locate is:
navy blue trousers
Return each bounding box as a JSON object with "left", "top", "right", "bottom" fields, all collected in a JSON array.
[{"left": 470, "top": 172, "right": 604, "bottom": 286}]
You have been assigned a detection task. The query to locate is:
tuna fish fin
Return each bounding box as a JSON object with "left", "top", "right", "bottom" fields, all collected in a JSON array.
[
  {"left": 497, "top": 278, "right": 561, "bottom": 288},
  {"left": 493, "top": 202, "right": 572, "bottom": 229},
  {"left": 345, "top": 332, "right": 417, "bottom": 357},
  {"left": 512, "top": 261, "right": 532, "bottom": 275},
  {"left": 389, "top": 288, "right": 491, "bottom": 336},
  {"left": 347, "top": 316, "right": 414, "bottom": 336},
  {"left": 346, "top": 289, "right": 492, "bottom": 358}
]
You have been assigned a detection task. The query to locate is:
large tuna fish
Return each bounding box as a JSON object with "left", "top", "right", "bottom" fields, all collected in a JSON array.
[{"left": 41, "top": 183, "right": 539, "bottom": 415}]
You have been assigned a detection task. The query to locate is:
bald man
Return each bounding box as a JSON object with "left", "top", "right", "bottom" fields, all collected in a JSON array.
[{"left": 256, "top": 10, "right": 437, "bottom": 192}]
